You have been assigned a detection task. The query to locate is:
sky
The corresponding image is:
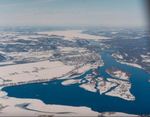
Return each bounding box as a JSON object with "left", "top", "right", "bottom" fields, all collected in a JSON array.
[{"left": 0, "top": 0, "right": 147, "bottom": 27}]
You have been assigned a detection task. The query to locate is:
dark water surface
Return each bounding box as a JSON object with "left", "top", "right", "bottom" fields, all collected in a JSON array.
[{"left": 2, "top": 53, "right": 150, "bottom": 115}]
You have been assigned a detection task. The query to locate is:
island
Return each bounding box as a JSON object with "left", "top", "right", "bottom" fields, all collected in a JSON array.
[
  {"left": 61, "top": 67, "right": 135, "bottom": 101},
  {"left": 0, "top": 29, "right": 137, "bottom": 116}
]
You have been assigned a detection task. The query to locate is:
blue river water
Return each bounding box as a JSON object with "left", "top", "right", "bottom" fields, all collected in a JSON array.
[{"left": 2, "top": 53, "right": 150, "bottom": 115}]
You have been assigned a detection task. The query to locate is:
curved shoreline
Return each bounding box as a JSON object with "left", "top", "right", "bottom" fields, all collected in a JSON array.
[{"left": 0, "top": 88, "right": 137, "bottom": 117}]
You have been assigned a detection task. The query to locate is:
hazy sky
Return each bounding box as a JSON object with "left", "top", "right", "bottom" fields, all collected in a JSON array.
[{"left": 0, "top": 0, "right": 147, "bottom": 27}]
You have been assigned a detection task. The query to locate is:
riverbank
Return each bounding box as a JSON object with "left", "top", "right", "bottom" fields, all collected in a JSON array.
[
  {"left": 0, "top": 60, "right": 74, "bottom": 87},
  {"left": 0, "top": 89, "right": 137, "bottom": 116},
  {"left": 0, "top": 56, "right": 102, "bottom": 116},
  {"left": 0, "top": 59, "right": 137, "bottom": 116}
]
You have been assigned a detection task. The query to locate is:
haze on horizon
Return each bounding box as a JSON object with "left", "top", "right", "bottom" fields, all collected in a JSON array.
[{"left": 0, "top": 0, "right": 147, "bottom": 27}]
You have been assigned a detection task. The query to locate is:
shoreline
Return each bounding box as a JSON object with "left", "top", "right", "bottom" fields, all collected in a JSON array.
[
  {"left": 0, "top": 88, "right": 137, "bottom": 117},
  {"left": 0, "top": 60, "right": 137, "bottom": 116},
  {"left": 0, "top": 61, "right": 98, "bottom": 116},
  {"left": 0, "top": 58, "right": 102, "bottom": 116},
  {"left": 0, "top": 29, "right": 142, "bottom": 116}
]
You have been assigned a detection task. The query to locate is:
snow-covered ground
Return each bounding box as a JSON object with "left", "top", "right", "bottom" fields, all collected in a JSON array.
[
  {"left": 38, "top": 30, "right": 109, "bottom": 41},
  {"left": 0, "top": 60, "right": 75, "bottom": 87},
  {"left": 0, "top": 90, "right": 137, "bottom": 116},
  {"left": 0, "top": 29, "right": 141, "bottom": 116}
]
